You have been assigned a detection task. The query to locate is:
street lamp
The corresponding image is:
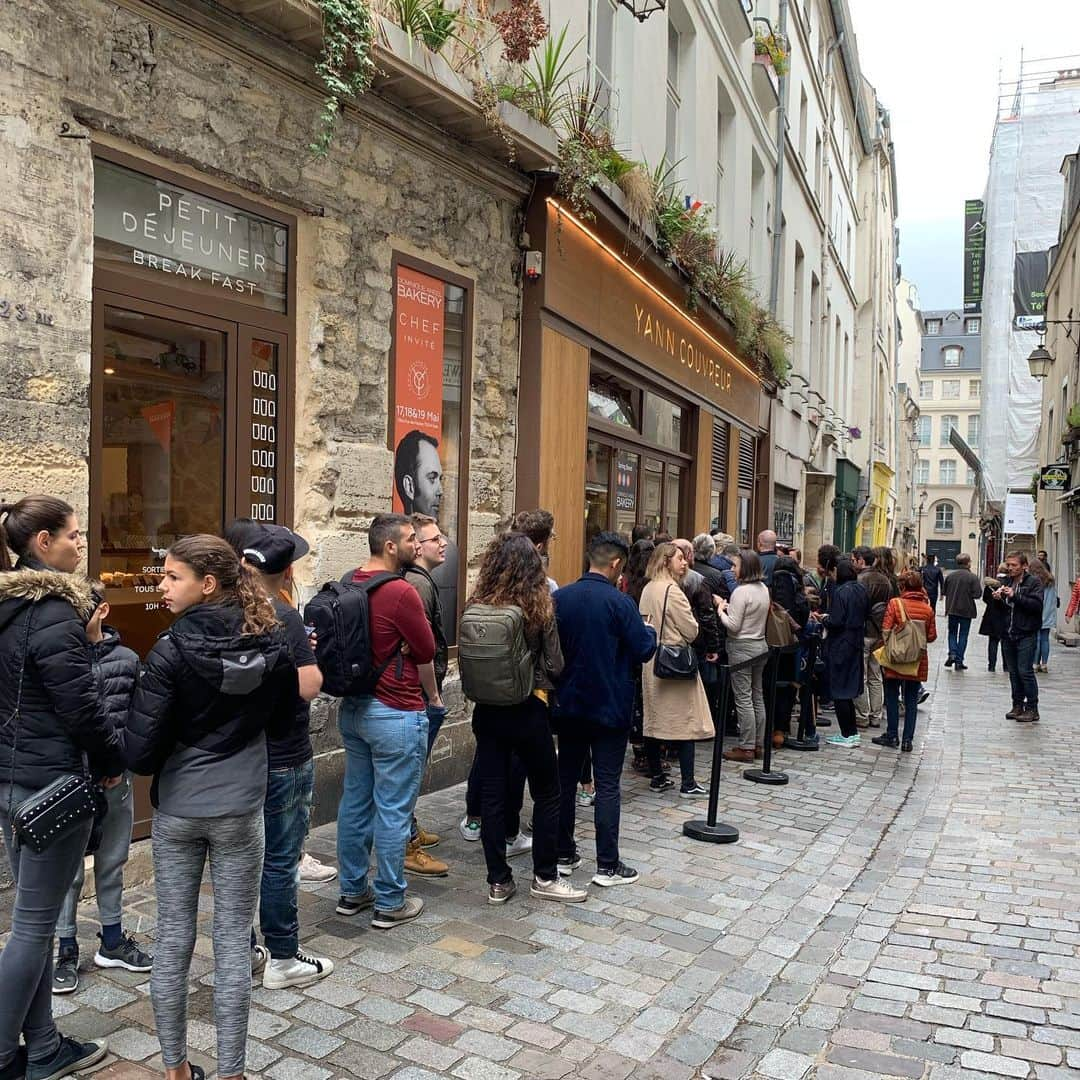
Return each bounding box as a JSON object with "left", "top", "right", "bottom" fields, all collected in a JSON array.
[
  {"left": 1027, "top": 343, "right": 1054, "bottom": 380},
  {"left": 617, "top": 0, "right": 666, "bottom": 20},
  {"left": 916, "top": 489, "right": 928, "bottom": 559}
]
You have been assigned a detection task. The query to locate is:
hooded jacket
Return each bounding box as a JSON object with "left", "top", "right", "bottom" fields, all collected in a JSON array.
[
  {"left": 91, "top": 627, "right": 140, "bottom": 733},
  {"left": 0, "top": 565, "right": 124, "bottom": 789},
  {"left": 125, "top": 601, "right": 298, "bottom": 816}
]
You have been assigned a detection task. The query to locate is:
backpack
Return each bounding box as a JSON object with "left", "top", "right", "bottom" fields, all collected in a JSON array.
[
  {"left": 303, "top": 573, "right": 402, "bottom": 697},
  {"left": 458, "top": 603, "right": 534, "bottom": 707},
  {"left": 880, "top": 598, "right": 926, "bottom": 665},
  {"left": 765, "top": 602, "right": 798, "bottom": 648}
]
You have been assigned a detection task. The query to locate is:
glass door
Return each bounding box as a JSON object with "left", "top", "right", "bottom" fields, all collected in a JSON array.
[{"left": 585, "top": 437, "right": 686, "bottom": 540}]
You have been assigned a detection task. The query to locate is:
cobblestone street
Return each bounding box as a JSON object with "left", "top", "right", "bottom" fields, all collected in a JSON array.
[{"left": 46, "top": 635, "right": 1080, "bottom": 1079}]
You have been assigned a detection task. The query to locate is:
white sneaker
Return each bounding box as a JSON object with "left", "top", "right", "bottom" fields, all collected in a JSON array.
[
  {"left": 531, "top": 876, "right": 588, "bottom": 903},
  {"left": 251, "top": 944, "right": 270, "bottom": 977},
  {"left": 505, "top": 833, "right": 533, "bottom": 858},
  {"left": 263, "top": 950, "right": 334, "bottom": 990},
  {"left": 459, "top": 817, "right": 481, "bottom": 842},
  {"left": 298, "top": 853, "right": 338, "bottom": 883}
]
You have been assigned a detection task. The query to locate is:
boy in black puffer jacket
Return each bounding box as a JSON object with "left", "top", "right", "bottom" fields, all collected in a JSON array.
[{"left": 53, "top": 590, "right": 153, "bottom": 995}]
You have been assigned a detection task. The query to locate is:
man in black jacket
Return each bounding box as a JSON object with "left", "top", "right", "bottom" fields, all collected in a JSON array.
[
  {"left": 998, "top": 551, "right": 1045, "bottom": 722},
  {"left": 853, "top": 546, "right": 893, "bottom": 729},
  {"left": 921, "top": 553, "right": 945, "bottom": 611}
]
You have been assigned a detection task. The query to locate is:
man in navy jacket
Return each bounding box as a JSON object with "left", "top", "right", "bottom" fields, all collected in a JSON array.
[{"left": 553, "top": 532, "right": 657, "bottom": 888}]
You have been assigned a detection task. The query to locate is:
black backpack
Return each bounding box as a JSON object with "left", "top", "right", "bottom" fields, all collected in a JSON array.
[{"left": 303, "top": 572, "right": 402, "bottom": 698}]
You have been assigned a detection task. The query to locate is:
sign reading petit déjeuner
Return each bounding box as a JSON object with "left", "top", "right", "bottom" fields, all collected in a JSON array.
[{"left": 93, "top": 158, "right": 289, "bottom": 312}]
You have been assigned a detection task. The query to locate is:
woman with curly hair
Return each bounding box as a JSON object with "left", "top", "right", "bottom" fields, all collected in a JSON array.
[
  {"left": 467, "top": 532, "right": 586, "bottom": 905},
  {"left": 125, "top": 535, "right": 298, "bottom": 1080}
]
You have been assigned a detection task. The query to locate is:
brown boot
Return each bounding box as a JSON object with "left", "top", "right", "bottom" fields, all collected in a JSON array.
[
  {"left": 414, "top": 823, "right": 440, "bottom": 848},
  {"left": 723, "top": 747, "right": 754, "bottom": 763},
  {"left": 405, "top": 839, "right": 449, "bottom": 877}
]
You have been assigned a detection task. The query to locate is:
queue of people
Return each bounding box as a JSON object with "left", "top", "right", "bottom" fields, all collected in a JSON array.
[{"left": 0, "top": 488, "right": 1063, "bottom": 1080}]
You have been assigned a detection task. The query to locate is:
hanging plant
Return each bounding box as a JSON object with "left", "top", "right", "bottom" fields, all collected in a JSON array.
[
  {"left": 312, "top": 0, "right": 378, "bottom": 156},
  {"left": 753, "top": 28, "right": 789, "bottom": 76},
  {"left": 492, "top": 0, "right": 548, "bottom": 63}
]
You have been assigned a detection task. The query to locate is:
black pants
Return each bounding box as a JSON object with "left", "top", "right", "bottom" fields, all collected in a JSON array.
[
  {"left": 645, "top": 738, "right": 695, "bottom": 785},
  {"left": 557, "top": 723, "right": 628, "bottom": 870},
  {"left": 834, "top": 698, "right": 858, "bottom": 737},
  {"left": 798, "top": 682, "right": 816, "bottom": 736},
  {"left": 472, "top": 696, "right": 560, "bottom": 885},
  {"left": 465, "top": 746, "right": 526, "bottom": 834}
]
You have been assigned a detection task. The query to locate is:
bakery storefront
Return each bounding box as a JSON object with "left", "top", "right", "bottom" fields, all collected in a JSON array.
[
  {"left": 516, "top": 184, "right": 768, "bottom": 586},
  {"left": 89, "top": 148, "right": 295, "bottom": 657}
]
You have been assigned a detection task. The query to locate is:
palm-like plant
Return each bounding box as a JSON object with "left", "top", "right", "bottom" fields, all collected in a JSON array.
[{"left": 519, "top": 26, "right": 580, "bottom": 128}]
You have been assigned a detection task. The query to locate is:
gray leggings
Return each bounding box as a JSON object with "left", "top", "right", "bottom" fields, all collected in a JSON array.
[{"left": 151, "top": 810, "right": 263, "bottom": 1076}]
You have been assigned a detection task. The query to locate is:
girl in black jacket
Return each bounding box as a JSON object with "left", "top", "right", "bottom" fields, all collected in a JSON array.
[
  {"left": 125, "top": 535, "right": 296, "bottom": 1080},
  {"left": 0, "top": 496, "right": 122, "bottom": 1080}
]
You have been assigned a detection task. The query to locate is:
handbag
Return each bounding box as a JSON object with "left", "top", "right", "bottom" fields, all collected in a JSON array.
[
  {"left": 5, "top": 608, "right": 106, "bottom": 853},
  {"left": 653, "top": 586, "right": 699, "bottom": 680},
  {"left": 765, "top": 602, "right": 798, "bottom": 648},
  {"left": 872, "top": 598, "right": 925, "bottom": 677}
]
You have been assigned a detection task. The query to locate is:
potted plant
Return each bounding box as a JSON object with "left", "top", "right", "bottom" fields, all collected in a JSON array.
[{"left": 754, "top": 28, "right": 790, "bottom": 76}]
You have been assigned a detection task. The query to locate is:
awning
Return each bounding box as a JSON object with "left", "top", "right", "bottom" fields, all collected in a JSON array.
[{"left": 1057, "top": 487, "right": 1080, "bottom": 503}]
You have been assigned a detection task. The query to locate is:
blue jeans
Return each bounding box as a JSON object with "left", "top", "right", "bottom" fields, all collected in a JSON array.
[
  {"left": 260, "top": 759, "right": 314, "bottom": 958},
  {"left": 556, "top": 723, "right": 628, "bottom": 870},
  {"left": 947, "top": 615, "right": 972, "bottom": 663},
  {"left": 426, "top": 702, "right": 447, "bottom": 758},
  {"left": 0, "top": 784, "right": 92, "bottom": 1068},
  {"left": 1037, "top": 628, "right": 1051, "bottom": 666},
  {"left": 1003, "top": 634, "right": 1038, "bottom": 709},
  {"left": 337, "top": 697, "right": 427, "bottom": 912},
  {"left": 884, "top": 678, "right": 921, "bottom": 743}
]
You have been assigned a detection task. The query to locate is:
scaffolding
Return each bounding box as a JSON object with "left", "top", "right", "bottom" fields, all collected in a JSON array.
[{"left": 981, "top": 54, "right": 1080, "bottom": 506}]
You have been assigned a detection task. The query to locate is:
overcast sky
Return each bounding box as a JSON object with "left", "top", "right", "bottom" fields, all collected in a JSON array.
[{"left": 846, "top": 0, "right": 1078, "bottom": 310}]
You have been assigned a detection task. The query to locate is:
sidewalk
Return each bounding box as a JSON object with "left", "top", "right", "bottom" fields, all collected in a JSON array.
[{"left": 34, "top": 633, "right": 1080, "bottom": 1079}]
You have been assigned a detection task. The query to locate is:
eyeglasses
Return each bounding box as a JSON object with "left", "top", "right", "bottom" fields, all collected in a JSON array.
[{"left": 419, "top": 535, "right": 446, "bottom": 546}]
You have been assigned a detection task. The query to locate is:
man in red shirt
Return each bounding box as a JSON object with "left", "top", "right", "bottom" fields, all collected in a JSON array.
[{"left": 335, "top": 514, "right": 438, "bottom": 929}]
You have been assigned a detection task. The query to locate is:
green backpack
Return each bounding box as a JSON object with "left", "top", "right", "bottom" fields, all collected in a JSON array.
[{"left": 458, "top": 603, "right": 535, "bottom": 707}]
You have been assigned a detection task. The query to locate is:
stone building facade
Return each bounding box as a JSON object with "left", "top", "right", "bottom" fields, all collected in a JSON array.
[{"left": 1, "top": 0, "right": 545, "bottom": 829}]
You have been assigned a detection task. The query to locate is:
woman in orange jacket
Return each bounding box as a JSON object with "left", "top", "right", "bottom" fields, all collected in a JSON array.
[{"left": 872, "top": 569, "right": 937, "bottom": 753}]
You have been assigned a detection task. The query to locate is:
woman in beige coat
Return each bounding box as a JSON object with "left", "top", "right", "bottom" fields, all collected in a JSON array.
[{"left": 639, "top": 543, "right": 713, "bottom": 797}]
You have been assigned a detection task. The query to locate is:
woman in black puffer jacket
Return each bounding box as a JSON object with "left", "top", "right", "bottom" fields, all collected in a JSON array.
[{"left": 0, "top": 496, "right": 123, "bottom": 1080}]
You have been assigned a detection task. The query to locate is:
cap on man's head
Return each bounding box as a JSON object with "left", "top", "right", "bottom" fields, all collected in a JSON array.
[{"left": 241, "top": 524, "right": 311, "bottom": 575}]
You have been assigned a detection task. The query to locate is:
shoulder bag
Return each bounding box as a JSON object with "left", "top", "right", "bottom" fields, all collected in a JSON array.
[
  {"left": 872, "top": 598, "right": 926, "bottom": 677},
  {"left": 653, "top": 586, "right": 699, "bottom": 680},
  {"left": 5, "top": 609, "right": 106, "bottom": 853}
]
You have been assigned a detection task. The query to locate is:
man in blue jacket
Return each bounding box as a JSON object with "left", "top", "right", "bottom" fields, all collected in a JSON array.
[{"left": 553, "top": 532, "right": 657, "bottom": 888}]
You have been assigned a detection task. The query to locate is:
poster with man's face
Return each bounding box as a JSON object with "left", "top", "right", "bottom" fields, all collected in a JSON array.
[{"left": 393, "top": 267, "right": 445, "bottom": 516}]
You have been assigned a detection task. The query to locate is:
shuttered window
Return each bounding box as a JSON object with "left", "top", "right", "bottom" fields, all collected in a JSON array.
[
  {"left": 738, "top": 431, "right": 755, "bottom": 490},
  {"left": 712, "top": 418, "right": 728, "bottom": 488}
]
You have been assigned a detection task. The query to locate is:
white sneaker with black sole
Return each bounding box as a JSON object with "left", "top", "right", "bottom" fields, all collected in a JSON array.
[
  {"left": 556, "top": 854, "right": 582, "bottom": 877},
  {"left": 263, "top": 950, "right": 334, "bottom": 990},
  {"left": 592, "top": 863, "right": 639, "bottom": 887}
]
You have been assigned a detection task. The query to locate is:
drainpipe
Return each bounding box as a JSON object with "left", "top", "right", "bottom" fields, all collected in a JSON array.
[{"left": 766, "top": 0, "right": 789, "bottom": 317}]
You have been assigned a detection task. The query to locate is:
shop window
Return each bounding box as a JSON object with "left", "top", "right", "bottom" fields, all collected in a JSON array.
[
  {"left": 643, "top": 391, "right": 685, "bottom": 451},
  {"left": 614, "top": 449, "right": 639, "bottom": 537},
  {"left": 585, "top": 441, "right": 612, "bottom": 542},
  {"left": 589, "top": 372, "right": 637, "bottom": 429},
  {"left": 390, "top": 261, "right": 471, "bottom": 643},
  {"left": 664, "top": 465, "right": 682, "bottom": 537}
]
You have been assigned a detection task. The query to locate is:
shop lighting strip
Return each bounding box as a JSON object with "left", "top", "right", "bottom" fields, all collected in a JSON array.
[{"left": 547, "top": 198, "right": 762, "bottom": 384}]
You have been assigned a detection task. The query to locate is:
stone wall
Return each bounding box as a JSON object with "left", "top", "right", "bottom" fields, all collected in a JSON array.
[{"left": 0, "top": 0, "right": 528, "bottom": 831}]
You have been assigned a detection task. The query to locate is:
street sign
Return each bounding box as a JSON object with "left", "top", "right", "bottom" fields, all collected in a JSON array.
[{"left": 1040, "top": 464, "right": 1071, "bottom": 491}]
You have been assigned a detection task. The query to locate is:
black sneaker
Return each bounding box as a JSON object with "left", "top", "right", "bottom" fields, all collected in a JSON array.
[
  {"left": 94, "top": 931, "right": 152, "bottom": 973},
  {"left": 944, "top": 656, "right": 954, "bottom": 668},
  {"left": 52, "top": 944, "right": 79, "bottom": 995},
  {"left": 871, "top": 734, "right": 899, "bottom": 748},
  {"left": 27, "top": 1037, "right": 107, "bottom": 1080},
  {"left": 955, "top": 662, "right": 968, "bottom": 671},
  {"left": 918, "top": 690, "right": 930, "bottom": 705},
  {"left": 592, "top": 863, "right": 639, "bottom": 887},
  {"left": 649, "top": 775, "right": 674, "bottom": 792},
  {"left": 556, "top": 854, "right": 582, "bottom": 877},
  {"left": 336, "top": 889, "right": 376, "bottom": 917},
  {"left": 679, "top": 781, "right": 707, "bottom": 798}
]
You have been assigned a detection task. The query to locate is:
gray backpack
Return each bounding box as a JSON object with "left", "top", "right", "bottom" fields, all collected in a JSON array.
[{"left": 458, "top": 603, "right": 535, "bottom": 707}]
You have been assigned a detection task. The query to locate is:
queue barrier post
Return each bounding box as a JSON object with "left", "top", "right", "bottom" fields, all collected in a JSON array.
[
  {"left": 682, "top": 658, "right": 740, "bottom": 845},
  {"left": 743, "top": 644, "right": 795, "bottom": 786}
]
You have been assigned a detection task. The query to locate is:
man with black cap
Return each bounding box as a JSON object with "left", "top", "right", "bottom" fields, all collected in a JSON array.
[{"left": 235, "top": 523, "right": 334, "bottom": 991}]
